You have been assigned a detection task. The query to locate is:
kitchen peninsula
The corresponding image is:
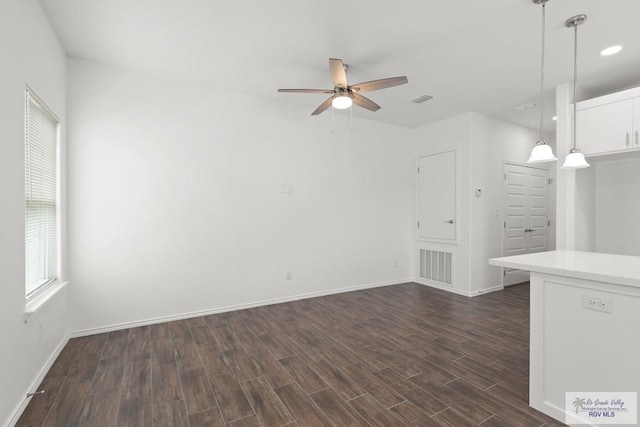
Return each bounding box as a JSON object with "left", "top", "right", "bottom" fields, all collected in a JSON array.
[{"left": 490, "top": 250, "right": 640, "bottom": 425}]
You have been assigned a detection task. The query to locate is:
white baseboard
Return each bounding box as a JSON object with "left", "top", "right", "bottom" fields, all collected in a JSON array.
[
  {"left": 532, "top": 401, "right": 570, "bottom": 426},
  {"left": 5, "top": 335, "right": 70, "bottom": 427},
  {"left": 70, "top": 278, "right": 413, "bottom": 338},
  {"left": 470, "top": 285, "right": 504, "bottom": 296},
  {"left": 414, "top": 279, "right": 470, "bottom": 296},
  {"left": 415, "top": 279, "right": 504, "bottom": 297}
]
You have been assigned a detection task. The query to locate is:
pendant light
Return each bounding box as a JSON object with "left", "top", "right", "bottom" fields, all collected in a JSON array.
[
  {"left": 561, "top": 14, "right": 590, "bottom": 169},
  {"left": 527, "top": 0, "right": 557, "bottom": 163}
]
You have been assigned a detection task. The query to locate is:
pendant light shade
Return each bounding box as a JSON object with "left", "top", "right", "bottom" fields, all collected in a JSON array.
[
  {"left": 528, "top": 142, "right": 557, "bottom": 163},
  {"left": 332, "top": 95, "right": 352, "bottom": 109},
  {"left": 561, "top": 14, "right": 590, "bottom": 170},
  {"left": 527, "top": 0, "right": 557, "bottom": 164},
  {"left": 561, "top": 148, "right": 590, "bottom": 169}
]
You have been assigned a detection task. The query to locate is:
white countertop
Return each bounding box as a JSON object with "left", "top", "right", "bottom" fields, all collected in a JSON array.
[{"left": 489, "top": 250, "right": 640, "bottom": 288}]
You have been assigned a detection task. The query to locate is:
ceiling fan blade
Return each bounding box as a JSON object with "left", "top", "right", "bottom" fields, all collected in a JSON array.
[
  {"left": 278, "top": 89, "right": 334, "bottom": 94},
  {"left": 329, "top": 58, "right": 348, "bottom": 88},
  {"left": 311, "top": 96, "right": 334, "bottom": 116},
  {"left": 351, "top": 76, "right": 408, "bottom": 93},
  {"left": 352, "top": 93, "right": 381, "bottom": 112}
]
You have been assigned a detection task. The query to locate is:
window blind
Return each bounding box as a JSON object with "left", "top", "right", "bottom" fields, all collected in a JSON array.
[{"left": 25, "top": 90, "right": 59, "bottom": 297}]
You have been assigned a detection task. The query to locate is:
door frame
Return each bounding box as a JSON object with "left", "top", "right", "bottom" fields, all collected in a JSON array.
[{"left": 501, "top": 161, "right": 554, "bottom": 286}]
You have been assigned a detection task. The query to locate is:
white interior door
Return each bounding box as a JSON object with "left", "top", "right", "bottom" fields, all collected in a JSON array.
[
  {"left": 527, "top": 168, "right": 549, "bottom": 252},
  {"left": 417, "top": 151, "right": 456, "bottom": 241},
  {"left": 503, "top": 163, "right": 549, "bottom": 286}
]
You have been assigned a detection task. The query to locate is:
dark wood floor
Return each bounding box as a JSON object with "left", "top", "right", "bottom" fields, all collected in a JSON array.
[{"left": 17, "top": 282, "right": 567, "bottom": 427}]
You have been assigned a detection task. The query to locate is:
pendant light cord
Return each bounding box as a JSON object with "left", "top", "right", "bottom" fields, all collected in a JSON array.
[
  {"left": 538, "top": 1, "right": 546, "bottom": 143},
  {"left": 572, "top": 23, "right": 578, "bottom": 151}
]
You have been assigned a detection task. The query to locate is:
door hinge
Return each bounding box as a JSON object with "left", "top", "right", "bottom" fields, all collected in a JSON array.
[
  {"left": 504, "top": 222, "right": 506, "bottom": 228},
  {"left": 417, "top": 166, "right": 420, "bottom": 174},
  {"left": 504, "top": 173, "right": 507, "bottom": 180},
  {"left": 503, "top": 269, "right": 506, "bottom": 276},
  {"left": 417, "top": 221, "right": 420, "bottom": 228},
  {"left": 548, "top": 178, "right": 553, "bottom": 185},
  {"left": 548, "top": 220, "right": 551, "bottom": 226}
]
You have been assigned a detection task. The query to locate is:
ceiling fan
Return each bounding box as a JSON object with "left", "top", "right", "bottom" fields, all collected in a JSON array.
[{"left": 278, "top": 58, "right": 408, "bottom": 116}]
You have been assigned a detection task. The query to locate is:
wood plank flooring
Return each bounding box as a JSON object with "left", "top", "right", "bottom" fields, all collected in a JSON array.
[{"left": 17, "top": 282, "right": 567, "bottom": 426}]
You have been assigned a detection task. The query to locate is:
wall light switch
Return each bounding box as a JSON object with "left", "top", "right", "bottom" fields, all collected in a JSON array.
[
  {"left": 475, "top": 188, "right": 482, "bottom": 197},
  {"left": 286, "top": 184, "right": 293, "bottom": 194},
  {"left": 280, "top": 185, "right": 286, "bottom": 194}
]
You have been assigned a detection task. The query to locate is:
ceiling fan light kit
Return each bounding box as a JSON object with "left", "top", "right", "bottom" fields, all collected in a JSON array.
[
  {"left": 561, "top": 14, "right": 590, "bottom": 170},
  {"left": 332, "top": 94, "right": 353, "bottom": 109},
  {"left": 527, "top": 0, "right": 557, "bottom": 164},
  {"left": 278, "top": 58, "right": 408, "bottom": 116}
]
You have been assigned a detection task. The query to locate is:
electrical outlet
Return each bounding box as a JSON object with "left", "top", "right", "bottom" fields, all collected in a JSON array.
[{"left": 582, "top": 295, "right": 613, "bottom": 314}]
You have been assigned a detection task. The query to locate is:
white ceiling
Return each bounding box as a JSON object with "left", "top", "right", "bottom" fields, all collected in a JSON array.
[{"left": 40, "top": 0, "right": 640, "bottom": 131}]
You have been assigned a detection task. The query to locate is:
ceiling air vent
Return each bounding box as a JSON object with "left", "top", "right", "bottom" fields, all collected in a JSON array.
[
  {"left": 412, "top": 94, "right": 433, "bottom": 104},
  {"left": 515, "top": 102, "right": 537, "bottom": 111}
]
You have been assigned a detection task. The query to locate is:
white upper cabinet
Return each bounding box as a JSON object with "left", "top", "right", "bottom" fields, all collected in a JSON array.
[
  {"left": 634, "top": 97, "right": 640, "bottom": 149},
  {"left": 574, "top": 87, "right": 640, "bottom": 157},
  {"left": 576, "top": 99, "right": 633, "bottom": 155}
]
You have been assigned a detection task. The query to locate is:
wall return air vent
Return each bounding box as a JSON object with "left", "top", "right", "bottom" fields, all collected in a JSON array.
[{"left": 419, "top": 248, "right": 453, "bottom": 285}]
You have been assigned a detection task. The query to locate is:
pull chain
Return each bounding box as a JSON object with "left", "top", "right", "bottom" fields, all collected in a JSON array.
[
  {"left": 331, "top": 105, "right": 334, "bottom": 134},
  {"left": 350, "top": 104, "right": 353, "bottom": 133}
]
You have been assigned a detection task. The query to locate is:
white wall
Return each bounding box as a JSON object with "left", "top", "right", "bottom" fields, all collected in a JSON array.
[
  {"left": 574, "top": 165, "right": 596, "bottom": 252},
  {"left": 0, "top": 1, "right": 69, "bottom": 425},
  {"left": 567, "top": 153, "right": 640, "bottom": 257},
  {"left": 595, "top": 155, "right": 640, "bottom": 255},
  {"left": 67, "top": 59, "right": 414, "bottom": 332},
  {"left": 413, "top": 112, "right": 556, "bottom": 295},
  {"left": 469, "top": 113, "right": 555, "bottom": 293},
  {"left": 413, "top": 113, "right": 473, "bottom": 295},
  {"left": 556, "top": 83, "right": 640, "bottom": 255}
]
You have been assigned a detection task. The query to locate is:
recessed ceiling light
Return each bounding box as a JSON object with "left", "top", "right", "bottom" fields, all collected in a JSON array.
[
  {"left": 600, "top": 45, "right": 622, "bottom": 56},
  {"left": 552, "top": 116, "right": 557, "bottom": 121}
]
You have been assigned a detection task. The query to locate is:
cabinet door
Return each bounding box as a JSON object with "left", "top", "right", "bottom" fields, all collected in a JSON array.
[
  {"left": 575, "top": 99, "right": 633, "bottom": 156},
  {"left": 417, "top": 151, "right": 456, "bottom": 241},
  {"left": 634, "top": 98, "right": 640, "bottom": 149}
]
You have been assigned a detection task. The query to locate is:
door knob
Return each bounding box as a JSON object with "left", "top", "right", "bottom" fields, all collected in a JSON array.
[{"left": 443, "top": 219, "right": 455, "bottom": 224}]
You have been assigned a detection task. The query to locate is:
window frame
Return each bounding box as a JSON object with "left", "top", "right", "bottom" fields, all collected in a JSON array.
[{"left": 25, "top": 86, "right": 61, "bottom": 302}]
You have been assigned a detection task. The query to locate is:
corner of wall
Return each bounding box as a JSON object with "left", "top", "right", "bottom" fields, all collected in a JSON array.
[{"left": 0, "top": 1, "right": 73, "bottom": 425}]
